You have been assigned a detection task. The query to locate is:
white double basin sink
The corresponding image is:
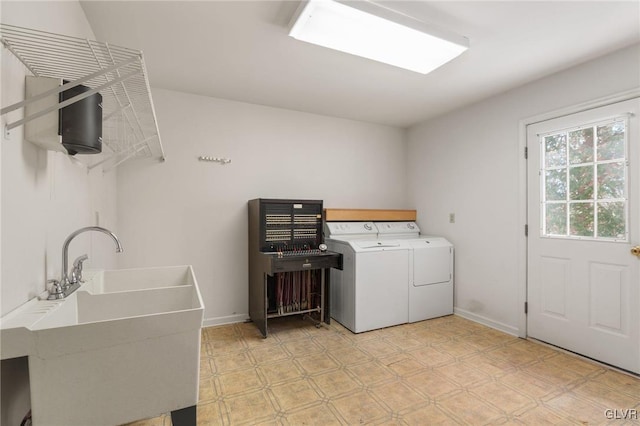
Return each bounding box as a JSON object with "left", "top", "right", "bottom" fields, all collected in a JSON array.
[{"left": 0, "top": 266, "right": 204, "bottom": 425}]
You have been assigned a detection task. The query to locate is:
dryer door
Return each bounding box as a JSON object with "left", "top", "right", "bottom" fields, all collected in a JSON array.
[
  {"left": 413, "top": 245, "right": 451, "bottom": 286},
  {"left": 410, "top": 242, "right": 453, "bottom": 322}
]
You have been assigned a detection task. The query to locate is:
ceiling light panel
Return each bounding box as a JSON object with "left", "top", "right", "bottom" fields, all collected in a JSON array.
[{"left": 289, "top": 0, "right": 469, "bottom": 74}]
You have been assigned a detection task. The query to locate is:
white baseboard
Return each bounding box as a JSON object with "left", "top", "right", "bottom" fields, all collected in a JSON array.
[
  {"left": 454, "top": 308, "right": 519, "bottom": 337},
  {"left": 201, "top": 310, "right": 520, "bottom": 336},
  {"left": 203, "top": 314, "right": 250, "bottom": 328}
]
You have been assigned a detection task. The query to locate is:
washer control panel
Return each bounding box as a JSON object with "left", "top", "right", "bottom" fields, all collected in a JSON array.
[
  {"left": 325, "top": 221, "right": 378, "bottom": 237},
  {"left": 375, "top": 222, "right": 421, "bottom": 236}
]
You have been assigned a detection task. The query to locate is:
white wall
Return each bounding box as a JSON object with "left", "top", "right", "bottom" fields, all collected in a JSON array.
[
  {"left": 1, "top": 1, "right": 119, "bottom": 318},
  {"left": 407, "top": 43, "right": 640, "bottom": 335},
  {"left": 116, "top": 88, "right": 407, "bottom": 325},
  {"left": 1, "top": 3, "right": 118, "bottom": 422}
]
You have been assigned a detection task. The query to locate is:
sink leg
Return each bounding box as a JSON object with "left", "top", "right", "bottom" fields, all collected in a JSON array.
[{"left": 171, "top": 405, "right": 196, "bottom": 426}]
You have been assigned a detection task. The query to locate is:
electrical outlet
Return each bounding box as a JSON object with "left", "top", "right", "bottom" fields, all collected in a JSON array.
[{"left": 449, "top": 213, "right": 455, "bottom": 223}]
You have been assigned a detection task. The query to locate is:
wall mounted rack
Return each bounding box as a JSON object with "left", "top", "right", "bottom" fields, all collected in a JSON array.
[
  {"left": 0, "top": 23, "right": 165, "bottom": 170},
  {"left": 198, "top": 156, "right": 231, "bottom": 164}
]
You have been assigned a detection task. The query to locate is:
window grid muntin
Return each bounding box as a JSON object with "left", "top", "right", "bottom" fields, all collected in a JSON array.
[{"left": 540, "top": 116, "right": 629, "bottom": 242}]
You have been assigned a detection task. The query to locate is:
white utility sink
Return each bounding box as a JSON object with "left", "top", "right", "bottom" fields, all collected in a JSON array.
[
  {"left": 87, "top": 265, "right": 195, "bottom": 293},
  {"left": 0, "top": 265, "right": 204, "bottom": 426}
]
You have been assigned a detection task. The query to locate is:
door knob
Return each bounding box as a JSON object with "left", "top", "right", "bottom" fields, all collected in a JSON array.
[{"left": 631, "top": 246, "right": 640, "bottom": 257}]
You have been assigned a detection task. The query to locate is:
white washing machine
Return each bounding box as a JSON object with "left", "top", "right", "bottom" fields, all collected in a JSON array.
[
  {"left": 375, "top": 222, "right": 454, "bottom": 323},
  {"left": 324, "top": 222, "right": 409, "bottom": 333}
]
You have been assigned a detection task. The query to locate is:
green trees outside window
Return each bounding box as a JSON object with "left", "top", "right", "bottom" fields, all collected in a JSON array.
[{"left": 541, "top": 119, "right": 627, "bottom": 240}]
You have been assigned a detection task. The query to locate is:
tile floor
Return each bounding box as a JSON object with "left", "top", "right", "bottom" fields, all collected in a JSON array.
[{"left": 127, "top": 315, "right": 640, "bottom": 425}]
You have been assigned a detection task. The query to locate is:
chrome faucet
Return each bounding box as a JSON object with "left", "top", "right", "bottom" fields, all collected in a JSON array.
[{"left": 48, "top": 226, "right": 123, "bottom": 300}]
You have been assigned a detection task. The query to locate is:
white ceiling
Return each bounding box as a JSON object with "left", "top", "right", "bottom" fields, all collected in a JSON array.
[{"left": 80, "top": 1, "right": 640, "bottom": 128}]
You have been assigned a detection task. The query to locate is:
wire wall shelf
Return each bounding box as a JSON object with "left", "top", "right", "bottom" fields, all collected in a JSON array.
[{"left": 0, "top": 23, "right": 165, "bottom": 170}]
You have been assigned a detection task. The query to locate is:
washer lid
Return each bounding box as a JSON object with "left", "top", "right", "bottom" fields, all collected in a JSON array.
[
  {"left": 353, "top": 239, "right": 405, "bottom": 251},
  {"left": 407, "top": 237, "right": 452, "bottom": 248},
  {"left": 375, "top": 221, "right": 420, "bottom": 238}
]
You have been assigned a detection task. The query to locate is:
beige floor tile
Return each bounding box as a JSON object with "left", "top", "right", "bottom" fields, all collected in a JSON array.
[
  {"left": 219, "top": 369, "right": 264, "bottom": 396},
  {"left": 383, "top": 334, "right": 426, "bottom": 351},
  {"left": 544, "top": 393, "right": 609, "bottom": 425},
  {"left": 437, "top": 361, "right": 492, "bottom": 387},
  {"left": 438, "top": 392, "right": 506, "bottom": 424},
  {"left": 284, "top": 403, "right": 343, "bottom": 425},
  {"left": 200, "top": 356, "right": 216, "bottom": 378},
  {"left": 249, "top": 344, "right": 291, "bottom": 364},
  {"left": 432, "top": 340, "right": 481, "bottom": 357},
  {"left": 202, "top": 325, "right": 237, "bottom": 341},
  {"left": 572, "top": 379, "right": 640, "bottom": 409},
  {"left": 270, "top": 379, "right": 322, "bottom": 412},
  {"left": 511, "top": 405, "right": 574, "bottom": 425},
  {"left": 463, "top": 353, "right": 518, "bottom": 377},
  {"left": 403, "top": 403, "right": 460, "bottom": 425},
  {"left": 370, "top": 381, "right": 427, "bottom": 413},
  {"left": 591, "top": 370, "right": 640, "bottom": 397},
  {"left": 197, "top": 401, "right": 225, "bottom": 426},
  {"left": 521, "top": 362, "right": 585, "bottom": 388},
  {"left": 330, "top": 390, "right": 389, "bottom": 424},
  {"left": 311, "top": 368, "right": 361, "bottom": 398},
  {"left": 411, "top": 328, "right": 451, "bottom": 344},
  {"left": 486, "top": 345, "right": 540, "bottom": 366},
  {"left": 498, "top": 371, "right": 564, "bottom": 400},
  {"left": 357, "top": 338, "right": 401, "bottom": 358},
  {"left": 347, "top": 360, "right": 396, "bottom": 387},
  {"left": 223, "top": 390, "right": 277, "bottom": 424},
  {"left": 312, "top": 332, "right": 352, "bottom": 350},
  {"left": 408, "top": 346, "right": 456, "bottom": 367},
  {"left": 458, "top": 333, "right": 509, "bottom": 351},
  {"left": 256, "top": 360, "right": 303, "bottom": 385},
  {"left": 543, "top": 353, "right": 604, "bottom": 376},
  {"left": 507, "top": 339, "right": 558, "bottom": 359},
  {"left": 470, "top": 381, "right": 535, "bottom": 414},
  {"left": 269, "top": 320, "right": 312, "bottom": 342},
  {"left": 328, "top": 346, "right": 371, "bottom": 366},
  {"left": 296, "top": 353, "right": 340, "bottom": 375},
  {"left": 380, "top": 354, "right": 426, "bottom": 377},
  {"left": 214, "top": 351, "right": 254, "bottom": 373},
  {"left": 199, "top": 377, "right": 219, "bottom": 402},
  {"left": 404, "top": 370, "right": 461, "bottom": 398},
  {"left": 205, "top": 336, "right": 246, "bottom": 355},
  {"left": 282, "top": 339, "right": 322, "bottom": 357}
]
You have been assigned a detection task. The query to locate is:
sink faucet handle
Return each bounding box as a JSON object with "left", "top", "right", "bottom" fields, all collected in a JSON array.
[
  {"left": 71, "top": 254, "right": 89, "bottom": 284},
  {"left": 47, "top": 279, "right": 65, "bottom": 300}
]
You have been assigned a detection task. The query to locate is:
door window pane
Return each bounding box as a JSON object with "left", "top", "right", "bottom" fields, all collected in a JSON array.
[
  {"left": 545, "top": 169, "right": 566, "bottom": 200},
  {"left": 545, "top": 134, "right": 567, "bottom": 167},
  {"left": 545, "top": 204, "right": 567, "bottom": 235},
  {"left": 597, "top": 162, "right": 625, "bottom": 199},
  {"left": 569, "top": 128, "right": 594, "bottom": 164},
  {"left": 597, "top": 202, "right": 626, "bottom": 239},
  {"left": 569, "top": 165, "right": 593, "bottom": 200},
  {"left": 597, "top": 122, "right": 625, "bottom": 161},
  {"left": 570, "top": 203, "right": 594, "bottom": 237}
]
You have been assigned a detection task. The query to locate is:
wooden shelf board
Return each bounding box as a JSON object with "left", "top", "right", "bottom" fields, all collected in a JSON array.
[{"left": 324, "top": 208, "right": 416, "bottom": 222}]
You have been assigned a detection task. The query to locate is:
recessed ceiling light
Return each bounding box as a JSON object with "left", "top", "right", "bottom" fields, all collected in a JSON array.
[{"left": 289, "top": 0, "right": 469, "bottom": 74}]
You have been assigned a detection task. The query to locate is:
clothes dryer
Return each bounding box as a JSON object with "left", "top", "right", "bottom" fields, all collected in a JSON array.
[
  {"left": 375, "top": 222, "right": 454, "bottom": 323},
  {"left": 406, "top": 237, "right": 453, "bottom": 322}
]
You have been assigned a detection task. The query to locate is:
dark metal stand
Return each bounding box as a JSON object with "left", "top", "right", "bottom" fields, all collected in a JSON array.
[{"left": 171, "top": 405, "right": 196, "bottom": 426}]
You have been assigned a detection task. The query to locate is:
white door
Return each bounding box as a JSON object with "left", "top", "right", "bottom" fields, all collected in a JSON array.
[{"left": 527, "top": 98, "right": 640, "bottom": 373}]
